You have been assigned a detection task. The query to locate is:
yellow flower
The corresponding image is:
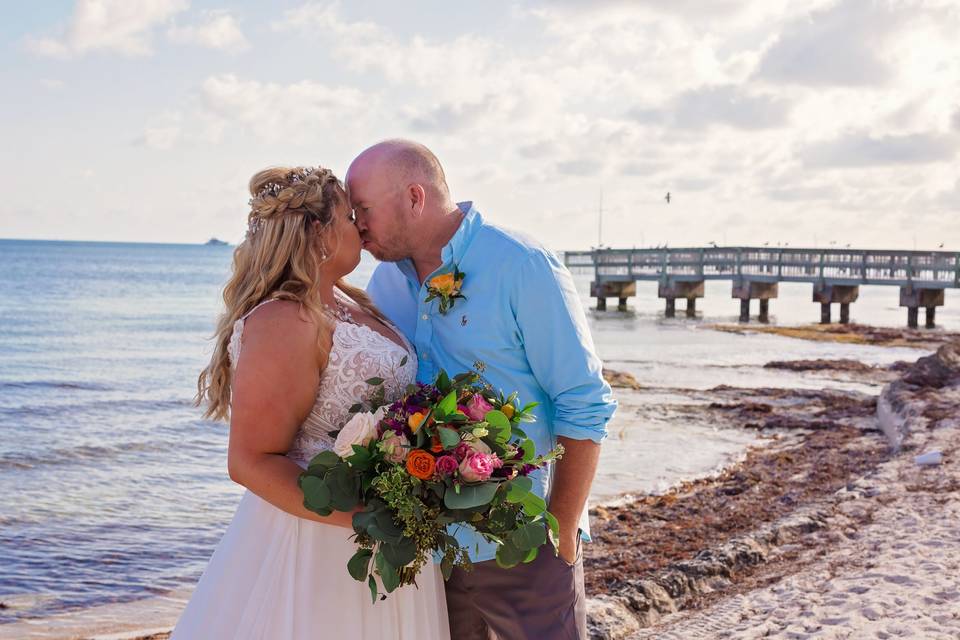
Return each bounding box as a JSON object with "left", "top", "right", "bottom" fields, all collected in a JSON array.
[
  {"left": 408, "top": 411, "right": 428, "bottom": 434},
  {"left": 501, "top": 404, "right": 515, "bottom": 420},
  {"left": 428, "top": 273, "right": 457, "bottom": 296}
]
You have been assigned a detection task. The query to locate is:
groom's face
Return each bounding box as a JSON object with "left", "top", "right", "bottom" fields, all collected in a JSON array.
[{"left": 346, "top": 171, "right": 410, "bottom": 263}]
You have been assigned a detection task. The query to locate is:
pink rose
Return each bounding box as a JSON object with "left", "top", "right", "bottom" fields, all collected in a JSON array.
[
  {"left": 454, "top": 438, "right": 491, "bottom": 461},
  {"left": 459, "top": 452, "right": 500, "bottom": 482},
  {"left": 379, "top": 431, "right": 410, "bottom": 464},
  {"left": 435, "top": 455, "right": 459, "bottom": 476},
  {"left": 465, "top": 394, "right": 494, "bottom": 422}
]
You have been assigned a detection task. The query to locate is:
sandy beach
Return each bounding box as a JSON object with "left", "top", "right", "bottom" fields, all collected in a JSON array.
[{"left": 586, "top": 333, "right": 960, "bottom": 639}]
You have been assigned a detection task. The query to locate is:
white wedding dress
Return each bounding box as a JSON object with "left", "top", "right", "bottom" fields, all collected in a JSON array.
[{"left": 172, "top": 299, "right": 449, "bottom": 640}]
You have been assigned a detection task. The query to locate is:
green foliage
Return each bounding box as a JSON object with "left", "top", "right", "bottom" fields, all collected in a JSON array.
[
  {"left": 347, "top": 549, "right": 372, "bottom": 582},
  {"left": 443, "top": 482, "right": 499, "bottom": 510}
]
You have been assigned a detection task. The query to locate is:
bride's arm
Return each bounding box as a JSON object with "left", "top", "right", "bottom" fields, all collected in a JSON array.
[{"left": 225, "top": 300, "right": 355, "bottom": 528}]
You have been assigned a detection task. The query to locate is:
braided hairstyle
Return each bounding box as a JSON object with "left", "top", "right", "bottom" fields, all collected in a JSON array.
[{"left": 197, "top": 165, "right": 385, "bottom": 421}]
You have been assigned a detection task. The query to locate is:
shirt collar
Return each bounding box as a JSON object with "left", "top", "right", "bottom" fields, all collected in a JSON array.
[{"left": 397, "top": 201, "right": 483, "bottom": 286}]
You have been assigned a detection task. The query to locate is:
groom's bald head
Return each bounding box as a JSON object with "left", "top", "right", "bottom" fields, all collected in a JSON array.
[
  {"left": 346, "top": 139, "right": 455, "bottom": 261},
  {"left": 347, "top": 139, "right": 451, "bottom": 203}
]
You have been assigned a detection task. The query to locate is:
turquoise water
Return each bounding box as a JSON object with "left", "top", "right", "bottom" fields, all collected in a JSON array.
[{"left": 0, "top": 238, "right": 948, "bottom": 625}]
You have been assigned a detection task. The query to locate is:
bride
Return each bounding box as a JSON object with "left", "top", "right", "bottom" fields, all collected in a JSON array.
[{"left": 173, "top": 166, "right": 449, "bottom": 639}]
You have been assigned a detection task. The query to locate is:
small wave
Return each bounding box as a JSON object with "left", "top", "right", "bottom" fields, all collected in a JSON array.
[
  {"left": 0, "top": 380, "right": 114, "bottom": 392},
  {"left": 0, "top": 397, "right": 194, "bottom": 422},
  {"left": 0, "top": 439, "right": 179, "bottom": 471}
]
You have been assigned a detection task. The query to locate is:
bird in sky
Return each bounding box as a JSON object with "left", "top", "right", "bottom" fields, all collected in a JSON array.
[{"left": 665, "top": 192, "right": 671, "bottom": 204}]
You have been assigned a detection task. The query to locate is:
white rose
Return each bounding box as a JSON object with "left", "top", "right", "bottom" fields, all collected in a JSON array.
[{"left": 333, "top": 407, "right": 386, "bottom": 458}]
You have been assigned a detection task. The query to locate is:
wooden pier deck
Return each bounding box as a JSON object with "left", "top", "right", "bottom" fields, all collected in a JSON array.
[{"left": 563, "top": 247, "right": 959, "bottom": 327}]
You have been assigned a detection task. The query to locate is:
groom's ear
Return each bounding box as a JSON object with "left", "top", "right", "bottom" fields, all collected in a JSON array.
[{"left": 406, "top": 183, "right": 427, "bottom": 218}]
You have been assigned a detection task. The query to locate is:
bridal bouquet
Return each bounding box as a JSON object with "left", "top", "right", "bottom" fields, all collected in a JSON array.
[{"left": 298, "top": 367, "right": 563, "bottom": 601}]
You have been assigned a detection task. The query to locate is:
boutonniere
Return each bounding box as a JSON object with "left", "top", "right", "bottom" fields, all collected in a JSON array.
[{"left": 425, "top": 266, "right": 466, "bottom": 315}]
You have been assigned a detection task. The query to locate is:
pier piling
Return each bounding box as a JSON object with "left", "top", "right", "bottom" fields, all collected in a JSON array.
[
  {"left": 732, "top": 281, "right": 778, "bottom": 324},
  {"left": 570, "top": 247, "right": 956, "bottom": 329},
  {"left": 900, "top": 287, "right": 944, "bottom": 329}
]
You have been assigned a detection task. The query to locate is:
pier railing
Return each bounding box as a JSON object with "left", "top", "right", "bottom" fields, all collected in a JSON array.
[{"left": 563, "top": 247, "right": 960, "bottom": 288}]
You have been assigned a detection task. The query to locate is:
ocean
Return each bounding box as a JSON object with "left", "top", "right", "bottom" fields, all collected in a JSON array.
[{"left": 0, "top": 238, "right": 952, "bottom": 629}]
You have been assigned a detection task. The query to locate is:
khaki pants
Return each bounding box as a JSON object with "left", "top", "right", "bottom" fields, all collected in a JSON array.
[{"left": 444, "top": 539, "right": 586, "bottom": 640}]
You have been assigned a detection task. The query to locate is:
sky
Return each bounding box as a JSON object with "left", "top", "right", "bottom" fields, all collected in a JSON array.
[{"left": 1, "top": 0, "right": 958, "bottom": 251}]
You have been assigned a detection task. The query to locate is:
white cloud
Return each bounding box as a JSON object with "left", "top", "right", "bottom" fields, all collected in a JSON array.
[
  {"left": 754, "top": 0, "right": 925, "bottom": 87},
  {"left": 39, "top": 79, "right": 65, "bottom": 91},
  {"left": 198, "top": 74, "right": 370, "bottom": 142},
  {"left": 25, "top": 0, "right": 189, "bottom": 58},
  {"left": 799, "top": 131, "right": 960, "bottom": 168},
  {"left": 167, "top": 10, "right": 248, "bottom": 53}
]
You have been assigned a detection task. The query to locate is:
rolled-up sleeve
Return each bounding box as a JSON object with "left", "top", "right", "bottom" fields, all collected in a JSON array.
[{"left": 512, "top": 249, "right": 617, "bottom": 442}]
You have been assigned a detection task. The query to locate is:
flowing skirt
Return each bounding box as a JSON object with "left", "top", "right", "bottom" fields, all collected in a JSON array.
[{"left": 172, "top": 491, "right": 449, "bottom": 640}]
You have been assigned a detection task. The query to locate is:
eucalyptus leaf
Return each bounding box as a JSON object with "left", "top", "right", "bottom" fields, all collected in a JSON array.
[
  {"left": 495, "top": 541, "right": 526, "bottom": 568},
  {"left": 381, "top": 537, "right": 417, "bottom": 567},
  {"left": 368, "top": 575, "right": 378, "bottom": 603},
  {"left": 484, "top": 410, "right": 512, "bottom": 442},
  {"left": 399, "top": 355, "right": 408, "bottom": 367},
  {"left": 520, "top": 491, "right": 547, "bottom": 517},
  {"left": 352, "top": 510, "right": 377, "bottom": 535},
  {"left": 373, "top": 510, "right": 404, "bottom": 539},
  {"left": 347, "top": 548, "right": 372, "bottom": 581},
  {"left": 365, "top": 377, "right": 385, "bottom": 386},
  {"left": 437, "top": 426, "right": 461, "bottom": 449},
  {"left": 307, "top": 450, "right": 341, "bottom": 470},
  {"left": 300, "top": 475, "right": 332, "bottom": 511},
  {"left": 443, "top": 482, "right": 499, "bottom": 510},
  {"left": 510, "top": 523, "right": 547, "bottom": 551},
  {"left": 505, "top": 476, "right": 533, "bottom": 503},
  {"left": 375, "top": 550, "right": 401, "bottom": 593}
]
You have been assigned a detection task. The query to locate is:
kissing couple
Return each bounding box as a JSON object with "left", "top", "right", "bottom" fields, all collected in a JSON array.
[{"left": 172, "top": 139, "right": 616, "bottom": 640}]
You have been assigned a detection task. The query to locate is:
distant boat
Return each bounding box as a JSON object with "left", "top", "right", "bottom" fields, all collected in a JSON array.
[{"left": 205, "top": 238, "right": 229, "bottom": 246}]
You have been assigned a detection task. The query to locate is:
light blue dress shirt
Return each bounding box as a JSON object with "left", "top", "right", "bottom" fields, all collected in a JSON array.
[{"left": 367, "top": 202, "right": 617, "bottom": 563}]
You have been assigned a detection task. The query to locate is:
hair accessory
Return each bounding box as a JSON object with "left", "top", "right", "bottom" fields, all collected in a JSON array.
[
  {"left": 254, "top": 167, "right": 316, "bottom": 201},
  {"left": 246, "top": 167, "right": 318, "bottom": 238}
]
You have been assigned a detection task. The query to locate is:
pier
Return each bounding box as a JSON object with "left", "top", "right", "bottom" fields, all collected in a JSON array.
[{"left": 564, "top": 247, "right": 959, "bottom": 328}]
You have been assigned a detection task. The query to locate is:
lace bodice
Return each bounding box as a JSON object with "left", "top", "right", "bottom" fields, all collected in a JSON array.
[{"left": 227, "top": 300, "right": 417, "bottom": 466}]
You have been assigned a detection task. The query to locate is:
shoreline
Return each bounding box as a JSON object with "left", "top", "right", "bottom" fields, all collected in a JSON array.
[{"left": 3, "top": 330, "right": 955, "bottom": 640}]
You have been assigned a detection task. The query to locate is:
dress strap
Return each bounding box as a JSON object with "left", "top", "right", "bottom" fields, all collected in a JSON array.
[{"left": 240, "top": 298, "right": 280, "bottom": 322}]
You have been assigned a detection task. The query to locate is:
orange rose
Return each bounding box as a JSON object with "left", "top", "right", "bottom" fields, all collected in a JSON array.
[{"left": 406, "top": 449, "right": 436, "bottom": 480}]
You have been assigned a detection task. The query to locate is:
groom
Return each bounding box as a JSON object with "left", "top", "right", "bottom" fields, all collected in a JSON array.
[{"left": 347, "top": 139, "right": 616, "bottom": 639}]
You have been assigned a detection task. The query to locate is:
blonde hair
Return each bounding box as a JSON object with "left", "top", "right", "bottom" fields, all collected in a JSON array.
[{"left": 196, "top": 165, "right": 386, "bottom": 421}]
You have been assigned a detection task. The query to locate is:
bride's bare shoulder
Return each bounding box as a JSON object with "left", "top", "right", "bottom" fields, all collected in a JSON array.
[{"left": 240, "top": 300, "right": 333, "bottom": 358}]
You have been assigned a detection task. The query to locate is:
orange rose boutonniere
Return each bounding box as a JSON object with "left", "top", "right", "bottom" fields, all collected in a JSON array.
[{"left": 425, "top": 266, "right": 466, "bottom": 315}]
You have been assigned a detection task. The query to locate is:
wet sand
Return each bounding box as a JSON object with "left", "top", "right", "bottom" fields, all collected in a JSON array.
[{"left": 706, "top": 322, "right": 960, "bottom": 350}]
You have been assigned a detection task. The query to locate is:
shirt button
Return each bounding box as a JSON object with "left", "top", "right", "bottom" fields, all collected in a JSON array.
[{"left": 421, "top": 314, "right": 429, "bottom": 320}]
